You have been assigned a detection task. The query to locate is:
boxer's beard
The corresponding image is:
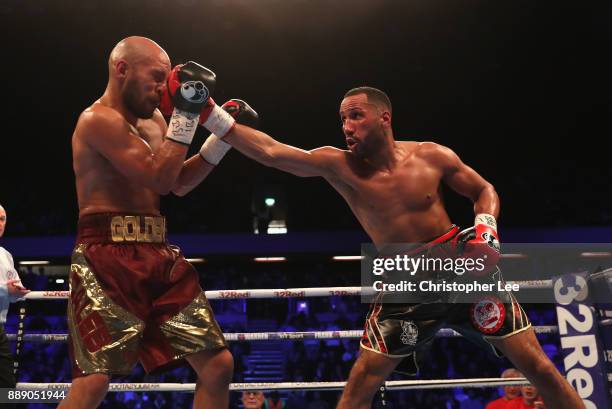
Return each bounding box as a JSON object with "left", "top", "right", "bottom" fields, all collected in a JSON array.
[
  {"left": 360, "top": 125, "right": 386, "bottom": 158},
  {"left": 123, "top": 77, "right": 154, "bottom": 119}
]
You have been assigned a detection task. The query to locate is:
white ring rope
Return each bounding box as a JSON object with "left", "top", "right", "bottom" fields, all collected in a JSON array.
[
  {"left": 24, "top": 280, "right": 553, "bottom": 301},
  {"left": 6, "top": 326, "right": 561, "bottom": 343},
  {"left": 16, "top": 377, "right": 531, "bottom": 392}
]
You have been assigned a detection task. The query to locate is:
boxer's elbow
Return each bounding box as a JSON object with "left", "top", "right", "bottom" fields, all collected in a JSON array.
[
  {"left": 474, "top": 182, "right": 500, "bottom": 214},
  {"left": 171, "top": 184, "right": 192, "bottom": 197},
  {"left": 473, "top": 181, "right": 495, "bottom": 200},
  {"left": 156, "top": 165, "right": 189, "bottom": 195},
  {"left": 129, "top": 175, "right": 172, "bottom": 195},
  {"left": 483, "top": 183, "right": 498, "bottom": 201},
  {"left": 487, "top": 184, "right": 501, "bottom": 214},
  {"left": 156, "top": 186, "right": 173, "bottom": 196},
  {"left": 152, "top": 177, "right": 175, "bottom": 196},
  {"left": 171, "top": 187, "right": 187, "bottom": 197}
]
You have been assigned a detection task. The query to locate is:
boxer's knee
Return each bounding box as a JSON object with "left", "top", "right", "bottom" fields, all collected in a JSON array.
[
  {"left": 208, "top": 348, "right": 234, "bottom": 385},
  {"left": 342, "top": 357, "right": 380, "bottom": 401},
  {"left": 75, "top": 373, "right": 110, "bottom": 396},
  {"left": 59, "top": 373, "right": 109, "bottom": 408},
  {"left": 189, "top": 348, "right": 234, "bottom": 388}
]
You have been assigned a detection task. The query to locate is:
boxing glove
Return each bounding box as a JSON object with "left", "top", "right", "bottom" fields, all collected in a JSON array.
[
  {"left": 452, "top": 214, "right": 500, "bottom": 276},
  {"left": 160, "top": 61, "right": 215, "bottom": 115},
  {"left": 161, "top": 62, "right": 216, "bottom": 145},
  {"left": 200, "top": 99, "right": 259, "bottom": 165}
]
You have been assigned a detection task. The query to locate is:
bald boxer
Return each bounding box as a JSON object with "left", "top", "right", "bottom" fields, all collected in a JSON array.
[
  {"left": 60, "top": 37, "right": 236, "bottom": 409},
  {"left": 486, "top": 368, "right": 524, "bottom": 409},
  {"left": 195, "top": 87, "right": 584, "bottom": 409}
]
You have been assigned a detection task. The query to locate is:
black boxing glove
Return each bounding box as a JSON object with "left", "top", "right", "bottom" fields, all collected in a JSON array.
[
  {"left": 199, "top": 99, "right": 259, "bottom": 165},
  {"left": 161, "top": 61, "right": 215, "bottom": 114},
  {"left": 218, "top": 99, "right": 259, "bottom": 129},
  {"left": 161, "top": 62, "right": 216, "bottom": 145}
]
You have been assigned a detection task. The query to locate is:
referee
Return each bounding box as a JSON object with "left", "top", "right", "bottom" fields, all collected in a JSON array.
[{"left": 0, "top": 204, "right": 29, "bottom": 392}]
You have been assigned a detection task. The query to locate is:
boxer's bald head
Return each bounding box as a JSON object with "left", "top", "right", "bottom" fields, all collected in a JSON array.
[
  {"left": 107, "top": 36, "right": 171, "bottom": 119},
  {"left": 108, "top": 36, "right": 170, "bottom": 75}
]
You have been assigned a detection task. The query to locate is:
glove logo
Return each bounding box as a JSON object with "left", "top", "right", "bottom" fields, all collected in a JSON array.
[
  {"left": 180, "top": 81, "right": 208, "bottom": 104},
  {"left": 400, "top": 321, "right": 418, "bottom": 346},
  {"left": 481, "top": 232, "right": 500, "bottom": 252},
  {"left": 470, "top": 296, "right": 505, "bottom": 334}
]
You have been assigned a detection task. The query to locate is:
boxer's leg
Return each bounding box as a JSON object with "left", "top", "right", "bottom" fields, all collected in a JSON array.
[
  {"left": 145, "top": 253, "right": 229, "bottom": 408},
  {"left": 490, "top": 328, "right": 585, "bottom": 409},
  {"left": 186, "top": 348, "right": 234, "bottom": 408},
  {"left": 336, "top": 348, "right": 403, "bottom": 409},
  {"left": 57, "top": 373, "right": 110, "bottom": 409}
]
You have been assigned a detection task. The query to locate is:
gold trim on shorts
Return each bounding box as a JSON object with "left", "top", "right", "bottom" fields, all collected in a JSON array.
[
  {"left": 69, "top": 244, "right": 145, "bottom": 375},
  {"left": 159, "top": 292, "right": 227, "bottom": 361},
  {"left": 360, "top": 301, "right": 416, "bottom": 360},
  {"left": 359, "top": 340, "right": 418, "bottom": 359},
  {"left": 359, "top": 343, "right": 419, "bottom": 375},
  {"left": 483, "top": 293, "right": 532, "bottom": 356}
]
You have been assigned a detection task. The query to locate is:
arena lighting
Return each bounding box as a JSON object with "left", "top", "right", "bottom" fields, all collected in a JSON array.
[
  {"left": 186, "top": 258, "right": 206, "bottom": 263},
  {"left": 18, "top": 260, "right": 50, "bottom": 266},
  {"left": 580, "top": 252, "right": 612, "bottom": 258},
  {"left": 253, "top": 257, "right": 287, "bottom": 262},
  {"left": 499, "top": 253, "right": 528, "bottom": 259},
  {"left": 253, "top": 185, "right": 286, "bottom": 235},
  {"left": 332, "top": 256, "right": 364, "bottom": 261},
  {"left": 267, "top": 219, "right": 287, "bottom": 234},
  {"left": 55, "top": 279, "right": 65, "bottom": 284}
]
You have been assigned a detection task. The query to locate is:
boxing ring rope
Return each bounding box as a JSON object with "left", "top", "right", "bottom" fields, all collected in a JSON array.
[
  {"left": 16, "top": 377, "right": 532, "bottom": 392},
  {"left": 16, "top": 279, "right": 607, "bottom": 395},
  {"left": 12, "top": 280, "right": 582, "bottom": 342},
  {"left": 7, "top": 326, "right": 565, "bottom": 343},
  {"left": 23, "top": 279, "right": 553, "bottom": 301}
]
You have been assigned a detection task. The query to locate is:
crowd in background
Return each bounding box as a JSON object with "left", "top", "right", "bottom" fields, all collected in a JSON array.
[{"left": 7, "top": 265, "right": 564, "bottom": 408}]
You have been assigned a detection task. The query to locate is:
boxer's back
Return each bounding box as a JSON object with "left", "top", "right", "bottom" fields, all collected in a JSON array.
[{"left": 72, "top": 102, "right": 162, "bottom": 217}]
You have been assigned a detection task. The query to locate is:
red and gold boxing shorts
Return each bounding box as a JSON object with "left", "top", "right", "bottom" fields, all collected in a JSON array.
[{"left": 67, "top": 213, "right": 226, "bottom": 378}]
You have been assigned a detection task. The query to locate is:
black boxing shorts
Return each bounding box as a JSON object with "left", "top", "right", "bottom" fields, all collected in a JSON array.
[
  {"left": 67, "top": 213, "right": 227, "bottom": 379},
  {"left": 360, "top": 225, "right": 531, "bottom": 375}
]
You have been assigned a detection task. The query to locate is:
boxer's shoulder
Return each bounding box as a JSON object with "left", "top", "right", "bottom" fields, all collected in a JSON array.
[
  {"left": 411, "top": 141, "right": 460, "bottom": 168},
  {"left": 75, "top": 102, "right": 155, "bottom": 149},
  {"left": 75, "top": 102, "right": 125, "bottom": 139},
  {"left": 413, "top": 141, "right": 450, "bottom": 155}
]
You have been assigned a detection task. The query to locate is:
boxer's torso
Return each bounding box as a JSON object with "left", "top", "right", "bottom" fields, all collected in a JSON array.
[
  {"left": 326, "top": 141, "right": 453, "bottom": 245},
  {"left": 73, "top": 103, "right": 164, "bottom": 217}
]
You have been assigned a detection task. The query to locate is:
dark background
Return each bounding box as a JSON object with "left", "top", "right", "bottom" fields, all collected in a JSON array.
[{"left": 2, "top": 0, "right": 611, "bottom": 235}]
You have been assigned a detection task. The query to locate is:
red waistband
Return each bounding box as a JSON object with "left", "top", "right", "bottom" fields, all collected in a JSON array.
[
  {"left": 403, "top": 225, "right": 460, "bottom": 256},
  {"left": 76, "top": 213, "right": 167, "bottom": 244}
]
